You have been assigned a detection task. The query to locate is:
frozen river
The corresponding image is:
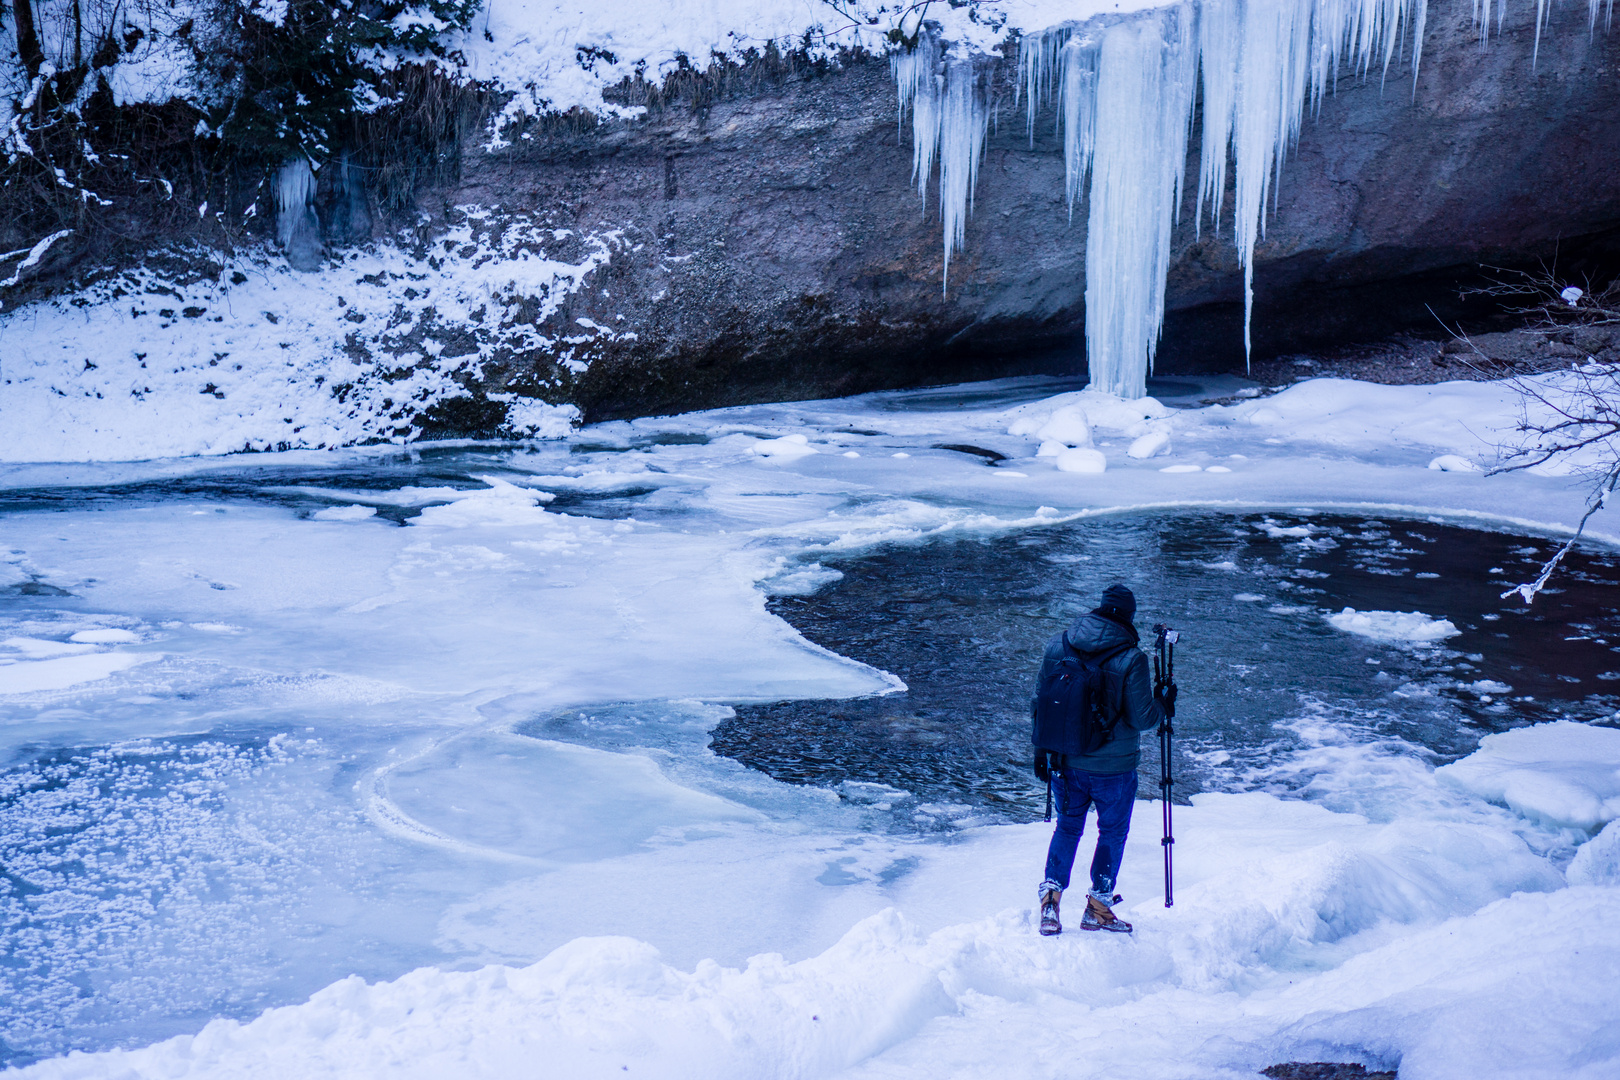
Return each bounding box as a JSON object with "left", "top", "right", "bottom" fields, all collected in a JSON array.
[{"left": 3, "top": 375, "right": 1619, "bottom": 1077}]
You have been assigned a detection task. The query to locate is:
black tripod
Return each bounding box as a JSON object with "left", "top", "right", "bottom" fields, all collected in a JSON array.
[{"left": 1152, "top": 623, "right": 1179, "bottom": 908}]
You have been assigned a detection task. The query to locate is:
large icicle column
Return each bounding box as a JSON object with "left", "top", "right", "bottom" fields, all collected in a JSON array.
[
  {"left": 898, "top": 0, "right": 1437, "bottom": 398},
  {"left": 1082, "top": 9, "right": 1196, "bottom": 398}
]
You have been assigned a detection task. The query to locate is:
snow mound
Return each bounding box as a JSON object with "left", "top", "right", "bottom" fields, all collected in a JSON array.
[
  {"left": 413, "top": 478, "right": 559, "bottom": 528},
  {"left": 1054, "top": 448, "right": 1107, "bottom": 474},
  {"left": 1127, "top": 430, "right": 1170, "bottom": 459},
  {"left": 1006, "top": 391, "right": 1173, "bottom": 440},
  {"left": 751, "top": 434, "right": 819, "bottom": 460},
  {"left": 1428, "top": 454, "right": 1480, "bottom": 472},
  {"left": 1327, "top": 608, "right": 1460, "bottom": 643},
  {"left": 1436, "top": 721, "right": 1620, "bottom": 832},
  {"left": 1032, "top": 405, "right": 1092, "bottom": 447}
]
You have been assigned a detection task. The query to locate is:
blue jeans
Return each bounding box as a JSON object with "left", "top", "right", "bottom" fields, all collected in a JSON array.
[{"left": 1043, "top": 767, "right": 1138, "bottom": 896}]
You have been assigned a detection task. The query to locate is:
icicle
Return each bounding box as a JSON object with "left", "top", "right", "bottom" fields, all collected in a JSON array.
[
  {"left": 1197, "top": 0, "right": 1240, "bottom": 235},
  {"left": 275, "top": 158, "right": 316, "bottom": 250},
  {"left": 898, "top": 0, "right": 1560, "bottom": 398},
  {"left": 1083, "top": 8, "right": 1197, "bottom": 398},
  {"left": 894, "top": 38, "right": 990, "bottom": 293},
  {"left": 1060, "top": 37, "right": 1101, "bottom": 217}
]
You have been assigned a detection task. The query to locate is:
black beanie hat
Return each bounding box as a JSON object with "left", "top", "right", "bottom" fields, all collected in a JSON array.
[{"left": 1096, "top": 583, "right": 1137, "bottom": 624}]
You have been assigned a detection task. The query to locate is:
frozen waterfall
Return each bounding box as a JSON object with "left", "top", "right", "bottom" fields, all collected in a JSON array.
[
  {"left": 275, "top": 158, "right": 318, "bottom": 251},
  {"left": 895, "top": 0, "right": 1446, "bottom": 399}
]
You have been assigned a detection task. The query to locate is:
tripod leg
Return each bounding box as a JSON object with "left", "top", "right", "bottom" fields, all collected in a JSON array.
[{"left": 1161, "top": 721, "right": 1175, "bottom": 908}]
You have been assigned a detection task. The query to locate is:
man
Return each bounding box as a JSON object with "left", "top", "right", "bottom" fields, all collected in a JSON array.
[{"left": 1032, "top": 583, "right": 1175, "bottom": 935}]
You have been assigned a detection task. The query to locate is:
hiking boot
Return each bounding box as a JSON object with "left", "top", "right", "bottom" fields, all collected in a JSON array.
[
  {"left": 1080, "top": 892, "right": 1132, "bottom": 934},
  {"left": 1038, "top": 884, "right": 1062, "bottom": 936}
]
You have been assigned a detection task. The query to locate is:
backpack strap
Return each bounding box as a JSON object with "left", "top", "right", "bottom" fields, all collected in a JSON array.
[{"left": 1088, "top": 642, "right": 1137, "bottom": 736}]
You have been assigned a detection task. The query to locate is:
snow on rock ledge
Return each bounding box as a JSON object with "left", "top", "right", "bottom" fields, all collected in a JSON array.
[
  {"left": 1436, "top": 720, "right": 1620, "bottom": 832},
  {"left": 0, "top": 210, "right": 615, "bottom": 461}
]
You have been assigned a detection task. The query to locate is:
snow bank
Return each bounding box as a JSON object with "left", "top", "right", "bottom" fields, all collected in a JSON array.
[
  {"left": 1326, "top": 608, "right": 1461, "bottom": 644},
  {"left": 1437, "top": 721, "right": 1620, "bottom": 832},
  {"left": 19, "top": 790, "right": 1610, "bottom": 1080},
  {"left": 1214, "top": 375, "right": 1620, "bottom": 474}
]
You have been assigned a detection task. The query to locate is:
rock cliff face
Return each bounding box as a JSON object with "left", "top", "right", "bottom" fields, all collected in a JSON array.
[{"left": 440, "top": 0, "right": 1619, "bottom": 421}]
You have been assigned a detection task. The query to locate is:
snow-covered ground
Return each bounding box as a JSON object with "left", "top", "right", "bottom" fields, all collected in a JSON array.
[{"left": 3, "top": 372, "right": 1619, "bottom": 1078}]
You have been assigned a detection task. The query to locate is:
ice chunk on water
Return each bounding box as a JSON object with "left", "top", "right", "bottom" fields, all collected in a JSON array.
[
  {"left": 311, "top": 505, "right": 378, "bottom": 522},
  {"left": 3, "top": 636, "right": 96, "bottom": 658},
  {"left": 0, "top": 651, "right": 160, "bottom": 694},
  {"left": 413, "top": 478, "right": 556, "bottom": 528},
  {"left": 1327, "top": 608, "right": 1460, "bottom": 643},
  {"left": 1436, "top": 721, "right": 1620, "bottom": 831},
  {"left": 758, "top": 562, "right": 844, "bottom": 597},
  {"left": 68, "top": 628, "right": 139, "bottom": 644}
]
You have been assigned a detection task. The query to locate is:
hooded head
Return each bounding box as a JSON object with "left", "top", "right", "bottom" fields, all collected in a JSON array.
[{"left": 1094, "top": 583, "right": 1136, "bottom": 627}]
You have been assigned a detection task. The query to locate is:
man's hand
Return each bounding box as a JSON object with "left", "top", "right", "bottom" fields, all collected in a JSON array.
[
  {"left": 1034, "top": 750, "right": 1052, "bottom": 783},
  {"left": 1155, "top": 683, "right": 1178, "bottom": 718}
]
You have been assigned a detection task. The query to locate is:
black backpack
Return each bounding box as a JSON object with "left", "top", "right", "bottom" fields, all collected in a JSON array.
[{"left": 1032, "top": 640, "right": 1133, "bottom": 758}]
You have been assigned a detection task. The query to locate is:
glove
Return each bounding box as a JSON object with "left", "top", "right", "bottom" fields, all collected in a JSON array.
[
  {"left": 1155, "top": 683, "right": 1178, "bottom": 718},
  {"left": 1033, "top": 750, "right": 1052, "bottom": 783}
]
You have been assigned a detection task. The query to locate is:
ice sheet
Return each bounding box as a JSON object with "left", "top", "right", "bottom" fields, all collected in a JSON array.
[{"left": 4, "top": 373, "right": 1619, "bottom": 1076}]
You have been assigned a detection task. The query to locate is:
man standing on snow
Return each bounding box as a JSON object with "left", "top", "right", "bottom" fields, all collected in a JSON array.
[{"left": 1032, "top": 583, "right": 1174, "bottom": 935}]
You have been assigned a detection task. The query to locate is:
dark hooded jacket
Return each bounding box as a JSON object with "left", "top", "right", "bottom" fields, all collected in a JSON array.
[{"left": 1031, "top": 611, "right": 1165, "bottom": 775}]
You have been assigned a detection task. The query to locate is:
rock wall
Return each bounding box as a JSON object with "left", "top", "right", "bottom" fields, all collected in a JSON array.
[{"left": 437, "top": 0, "right": 1620, "bottom": 421}]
